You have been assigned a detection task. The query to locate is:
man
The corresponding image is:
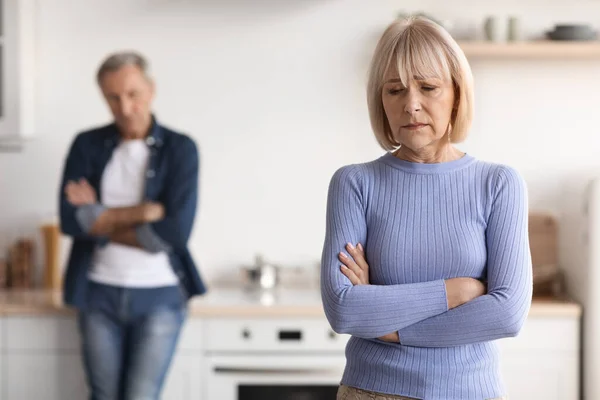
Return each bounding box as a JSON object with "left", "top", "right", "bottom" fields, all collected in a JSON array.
[{"left": 58, "top": 51, "right": 206, "bottom": 400}]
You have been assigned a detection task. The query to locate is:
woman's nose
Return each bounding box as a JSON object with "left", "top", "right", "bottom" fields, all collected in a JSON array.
[{"left": 404, "top": 91, "right": 422, "bottom": 114}]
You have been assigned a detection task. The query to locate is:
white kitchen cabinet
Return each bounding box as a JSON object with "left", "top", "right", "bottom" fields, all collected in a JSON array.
[
  {"left": 162, "top": 353, "right": 203, "bottom": 400},
  {"left": 161, "top": 318, "right": 205, "bottom": 400},
  {"left": 5, "top": 316, "right": 80, "bottom": 351},
  {"left": 500, "top": 352, "right": 578, "bottom": 400},
  {"left": 0, "top": 0, "right": 36, "bottom": 144},
  {"left": 4, "top": 316, "right": 86, "bottom": 400},
  {"left": 5, "top": 353, "right": 87, "bottom": 400},
  {"left": 0, "top": 318, "right": 5, "bottom": 400},
  {"left": 176, "top": 318, "right": 205, "bottom": 351},
  {"left": 497, "top": 315, "right": 580, "bottom": 400},
  {"left": 2, "top": 315, "right": 205, "bottom": 400},
  {"left": 0, "top": 349, "right": 3, "bottom": 400}
]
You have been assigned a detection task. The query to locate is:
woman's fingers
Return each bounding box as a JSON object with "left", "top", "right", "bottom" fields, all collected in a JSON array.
[
  {"left": 346, "top": 243, "right": 368, "bottom": 271},
  {"left": 338, "top": 251, "right": 361, "bottom": 274},
  {"left": 338, "top": 249, "right": 368, "bottom": 285},
  {"left": 340, "top": 265, "right": 361, "bottom": 285}
]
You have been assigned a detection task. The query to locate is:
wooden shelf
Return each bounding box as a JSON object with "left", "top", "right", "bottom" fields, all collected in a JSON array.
[{"left": 458, "top": 40, "right": 600, "bottom": 59}]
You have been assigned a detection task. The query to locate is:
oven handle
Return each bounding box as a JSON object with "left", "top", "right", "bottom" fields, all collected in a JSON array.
[{"left": 213, "top": 367, "right": 342, "bottom": 375}]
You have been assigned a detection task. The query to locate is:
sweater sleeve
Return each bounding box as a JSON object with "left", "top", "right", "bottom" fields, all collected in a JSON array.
[
  {"left": 321, "top": 165, "right": 449, "bottom": 339},
  {"left": 397, "top": 166, "right": 533, "bottom": 347}
]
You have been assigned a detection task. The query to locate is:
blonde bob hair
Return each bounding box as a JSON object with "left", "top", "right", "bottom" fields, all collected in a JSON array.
[{"left": 367, "top": 16, "right": 474, "bottom": 151}]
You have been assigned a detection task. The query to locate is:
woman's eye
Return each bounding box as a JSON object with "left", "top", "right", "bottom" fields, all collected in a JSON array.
[
  {"left": 422, "top": 86, "right": 436, "bottom": 91},
  {"left": 387, "top": 88, "right": 404, "bottom": 95}
]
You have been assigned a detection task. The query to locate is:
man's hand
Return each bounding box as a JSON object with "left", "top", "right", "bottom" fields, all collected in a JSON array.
[
  {"left": 338, "top": 242, "right": 369, "bottom": 285},
  {"left": 65, "top": 178, "right": 97, "bottom": 206},
  {"left": 141, "top": 202, "right": 165, "bottom": 222}
]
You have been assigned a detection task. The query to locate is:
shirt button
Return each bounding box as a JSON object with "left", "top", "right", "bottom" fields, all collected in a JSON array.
[
  {"left": 146, "top": 170, "right": 155, "bottom": 178},
  {"left": 146, "top": 136, "right": 155, "bottom": 146}
]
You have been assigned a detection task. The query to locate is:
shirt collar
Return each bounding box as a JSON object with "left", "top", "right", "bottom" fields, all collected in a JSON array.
[{"left": 104, "top": 113, "right": 164, "bottom": 148}]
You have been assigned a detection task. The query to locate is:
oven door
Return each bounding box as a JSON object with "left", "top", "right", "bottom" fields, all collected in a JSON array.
[{"left": 205, "top": 354, "right": 346, "bottom": 400}]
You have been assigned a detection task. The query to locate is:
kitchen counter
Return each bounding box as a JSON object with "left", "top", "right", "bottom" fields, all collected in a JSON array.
[{"left": 0, "top": 288, "right": 583, "bottom": 318}]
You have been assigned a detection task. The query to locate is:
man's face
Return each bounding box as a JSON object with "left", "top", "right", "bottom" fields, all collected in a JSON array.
[{"left": 99, "top": 64, "right": 155, "bottom": 139}]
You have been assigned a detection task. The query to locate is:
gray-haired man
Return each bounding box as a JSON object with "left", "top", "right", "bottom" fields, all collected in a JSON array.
[{"left": 59, "top": 51, "right": 206, "bottom": 400}]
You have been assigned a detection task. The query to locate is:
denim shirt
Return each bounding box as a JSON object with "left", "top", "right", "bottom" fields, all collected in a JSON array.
[{"left": 58, "top": 116, "right": 207, "bottom": 308}]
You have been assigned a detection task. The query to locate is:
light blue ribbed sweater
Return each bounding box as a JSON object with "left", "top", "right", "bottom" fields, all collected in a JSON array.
[{"left": 321, "top": 152, "right": 532, "bottom": 400}]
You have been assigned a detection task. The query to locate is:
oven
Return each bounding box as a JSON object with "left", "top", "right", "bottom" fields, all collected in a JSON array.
[
  {"left": 205, "top": 354, "right": 346, "bottom": 399},
  {"left": 203, "top": 317, "right": 349, "bottom": 400}
]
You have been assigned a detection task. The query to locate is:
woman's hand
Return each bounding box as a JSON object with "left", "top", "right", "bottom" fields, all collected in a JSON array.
[
  {"left": 338, "top": 242, "right": 369, "bottom": 285},
  {"left": 378, "top": 331, "right": 400, "bottom": 343},
  {"left": 338, "top": 243, "right": 399, "bottom": 343},
  {"left": 444, "top": 278, "right": 487, "bottom": 309}
]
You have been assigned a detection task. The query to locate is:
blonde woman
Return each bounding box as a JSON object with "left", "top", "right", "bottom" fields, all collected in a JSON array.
[{"left": 321, "top": 17, "right": 532, "bottom": 400}]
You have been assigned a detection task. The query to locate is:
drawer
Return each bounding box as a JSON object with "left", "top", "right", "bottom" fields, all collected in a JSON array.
[
  {"left": 6, "top": 316, "right": 81, "bottom": 351},
  {"left": 497, "top": 316, "right": 580, "bottom": 352},
  {"left": 204, "top": 318, "right": 349, "bottom": 352}
]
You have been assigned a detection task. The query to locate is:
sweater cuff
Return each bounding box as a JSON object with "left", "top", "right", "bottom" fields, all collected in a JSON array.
[
  {"left": 135, "top": 223, "right": 172, "bottom": 253},
  {"left": 399, "top": 280, "right": 450, "bottom": 346},
  {"left": 75, "top": 203, "right": 106, "bottom": 233}
]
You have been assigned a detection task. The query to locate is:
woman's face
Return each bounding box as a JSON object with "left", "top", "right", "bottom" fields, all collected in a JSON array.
[{"left": 382, "top": 68, "right": 455, "bottom": 152}]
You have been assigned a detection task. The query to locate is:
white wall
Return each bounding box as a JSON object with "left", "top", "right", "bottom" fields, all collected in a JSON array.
[{"left": 1, "top": 0, "right": 600, "bottom": 287}]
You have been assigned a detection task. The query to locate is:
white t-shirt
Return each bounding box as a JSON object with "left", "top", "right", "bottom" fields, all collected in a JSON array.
[{"left": 88, "top": 138, "right": 178, "bottom": 287}]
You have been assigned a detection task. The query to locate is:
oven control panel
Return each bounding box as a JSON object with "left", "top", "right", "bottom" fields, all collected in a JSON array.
[{"left": 204, "top": 318, "right": 350, "bottom": 352}]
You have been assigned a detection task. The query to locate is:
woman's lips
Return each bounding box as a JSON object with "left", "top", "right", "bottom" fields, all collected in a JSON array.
[{"left": 402, "top": 124, "right": 427, "bottom": 130}]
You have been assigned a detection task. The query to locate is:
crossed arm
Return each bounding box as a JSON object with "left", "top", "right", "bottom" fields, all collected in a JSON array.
[
  {"left": 59, "top": 134, "right": 199, "bottom": 253},
  {"left": 64, "top": 178, "right": 165, "bottom": 249},
  {"left": 321, "top": 166, "right": 487, "bottom": 341},
  {"left": 321, "top": 165, "right": 532, "bottom": 347}
]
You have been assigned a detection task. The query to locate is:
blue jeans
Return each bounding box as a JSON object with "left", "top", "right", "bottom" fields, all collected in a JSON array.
[{"left": 78, "top": 281, "right": 187, "bottom": 400}]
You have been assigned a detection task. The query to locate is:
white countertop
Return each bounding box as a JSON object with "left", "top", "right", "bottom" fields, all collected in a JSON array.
[{"left": 0, "top": 286, "right": 582, "bottom": 318}]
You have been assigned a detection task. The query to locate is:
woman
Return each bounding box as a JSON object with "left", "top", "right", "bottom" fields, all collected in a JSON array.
[{"left": 321, "top": 16, "right": 532, "bottom": 400}]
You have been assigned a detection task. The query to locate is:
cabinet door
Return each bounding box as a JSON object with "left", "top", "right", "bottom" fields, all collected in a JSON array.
[
  {"left": 497, "top": 316, "right": 580, "bottom": 400},
  {"left": 500, "top": 352, "right": 578, "bottom": 400},
  {"left": 5, "top": 316, "right": 80, "bottom": 351},
  {"left": 0, "top": 349, "right": 3, "bottom": 400},
  {"left": 0, "top": 318, "right": 4, "bottom": 400},
  {"left": 160, "top": 318, "right": 204, "bottom": 399},
  {"left": 161, "top": 353, "right": 203, "bottom": 400},
  {"left": 5, "top": 353, "right": 87, "bottom": 400}
]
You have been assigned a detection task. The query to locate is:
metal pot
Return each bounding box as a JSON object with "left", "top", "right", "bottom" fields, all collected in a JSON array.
[{"left": 241, "top": 254, "right": 280, "bottom": 290}]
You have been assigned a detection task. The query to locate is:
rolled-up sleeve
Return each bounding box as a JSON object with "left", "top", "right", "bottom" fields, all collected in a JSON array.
[
  {"left": 135, "top": 223, "right": 172, "bottom": 253},
  {"left": 75, "top": 203, "right": 107, "bottom": 233},
  {"left": 59, "top": 134, "right": 107, "bottom": 243}
]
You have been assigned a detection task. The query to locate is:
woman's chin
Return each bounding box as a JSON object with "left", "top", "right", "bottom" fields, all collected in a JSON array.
[{"left": 399, "top": 138, "right": 436, "bottom": 152}]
